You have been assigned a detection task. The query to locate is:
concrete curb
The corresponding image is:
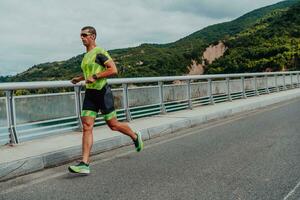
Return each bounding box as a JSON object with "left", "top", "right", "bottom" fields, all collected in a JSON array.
[{"left": 1, "top": 90, "right": 300, "bottom": 181}]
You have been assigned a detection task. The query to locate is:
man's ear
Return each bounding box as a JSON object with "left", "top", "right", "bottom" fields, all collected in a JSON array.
[{"left": 92, "top": 34, "right": 96, "bottom": 40}]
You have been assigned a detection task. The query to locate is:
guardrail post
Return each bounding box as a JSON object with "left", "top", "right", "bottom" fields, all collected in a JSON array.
[
  {"left": 74, "top": 86, "right": 83, "bottom": 130},
  {"left": 187, "top": 80, "right": 193, "bottom": 110},
  {"left": 208, "top": 79, "right": 214, "bottom": 104},
  {"left": 122, "top": 83, "right": 131, "bottom": 121},
  {"left": 265, "top": 75, "right": 270, "bottom": 94},
  {"left": 283, "top": 74, "right": 286, "bottom": 90},
  {"left": 254, "top": 76, "right": 259, "bottom": 96},
  {"left": 241, "top": 77, "right": 247, "bottom": 98},
  {"left": 275, "top": 75, "right": 279, "bottom": 92},
  {"left": 226, "top": 77, "right": 232, "bottom": 101},
  {"left": 297, "top": 73, "right": 300, "bottom": 88},
  {"left": 290, "top": 73, "right": 294, "bottom": 89},
  {"left": 158, "top": 81, "right": 166, "bottom": 114},
  {"left": 5, "top": 90, "right": 18, "bottom": 144}
]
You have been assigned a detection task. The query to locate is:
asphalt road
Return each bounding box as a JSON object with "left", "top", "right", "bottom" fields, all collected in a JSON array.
[{"left": 1, "top": 98, "right": 300, "bottom": 200}]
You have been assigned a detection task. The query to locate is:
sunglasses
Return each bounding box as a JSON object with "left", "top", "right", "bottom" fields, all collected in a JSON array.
[{"left": 80, "top": 33, "right": 92, "bottom": 37}]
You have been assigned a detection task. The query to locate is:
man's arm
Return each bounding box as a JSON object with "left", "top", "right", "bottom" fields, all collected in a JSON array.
[
  {"left": 95, "top": 53, "right": 118, "bottom": 78},
  {"left": 95, "top": 60, "right": 118, "bottom": 78},
  {"left": 71, "top": 75, "right": 85, "bottom": 84},
  {"left": 86, "top": 60, "right": 117, "bottom": 83},
  {"left": 86, "top": 53, "right": 118, "bottom": 83}
]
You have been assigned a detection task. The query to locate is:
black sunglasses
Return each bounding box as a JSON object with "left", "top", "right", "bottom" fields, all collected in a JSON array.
[{"left": 80, "top": 33, "right": 91, "bottom": 37}]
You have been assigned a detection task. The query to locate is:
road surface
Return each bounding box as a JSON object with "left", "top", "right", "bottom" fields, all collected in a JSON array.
[{"left": 1, "top": 98, "right": 300, "bottom": 200}]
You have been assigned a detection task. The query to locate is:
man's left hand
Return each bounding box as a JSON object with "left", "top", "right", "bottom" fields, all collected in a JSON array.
[{"left": 86, "top": 76, "right": 96, "bottom": 84}]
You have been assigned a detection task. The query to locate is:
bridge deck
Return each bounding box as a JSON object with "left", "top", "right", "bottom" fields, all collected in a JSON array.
[{"left": 1, "top": 88, "right": 300, "bottom": 182}]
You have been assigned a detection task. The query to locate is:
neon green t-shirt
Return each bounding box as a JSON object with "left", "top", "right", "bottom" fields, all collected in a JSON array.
[{"left": 81, "top": 46, "right": 112, "bottom": 90}]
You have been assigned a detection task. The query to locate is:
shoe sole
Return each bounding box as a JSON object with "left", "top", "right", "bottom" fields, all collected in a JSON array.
[
  {"left": 136, "top": 132, "right": 144, "bottom": 152},
  {"left": 68, "top": 167, "right": 90, "bottom": 175}
]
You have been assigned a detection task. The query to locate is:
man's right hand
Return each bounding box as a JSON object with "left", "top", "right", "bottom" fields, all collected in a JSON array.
[{"left": 71, "top": 76, "right": 83, "bottom": 84}]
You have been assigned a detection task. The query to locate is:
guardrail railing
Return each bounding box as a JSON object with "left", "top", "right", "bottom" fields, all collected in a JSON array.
[{"left": 0, "top": 71, "right": 299, "bottom": 145}]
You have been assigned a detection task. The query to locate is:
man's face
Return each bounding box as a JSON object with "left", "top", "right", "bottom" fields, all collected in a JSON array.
[{"left": 80, "top": 30, "right": 95, "bottom": 46}]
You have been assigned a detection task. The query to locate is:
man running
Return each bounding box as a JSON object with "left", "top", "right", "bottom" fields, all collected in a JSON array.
[{"left": 68, "top": 26, "right": 143, "bottom": 174}]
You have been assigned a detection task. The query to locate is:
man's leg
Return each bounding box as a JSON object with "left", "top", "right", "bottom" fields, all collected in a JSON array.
[
  {"left": 106, "top": 117, "right": 136, "bottom": 140},
  {"left": 68, "top": 115, "right": 95, "bottom": 174},
  {"left": 81, "top": 116, "right": 95, "bottom": 163},
  {"left": 106, "top": 117, "right": 144, "bottom": 152}
]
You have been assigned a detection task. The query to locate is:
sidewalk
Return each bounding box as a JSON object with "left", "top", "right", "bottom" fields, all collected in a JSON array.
[{"left": 1, "top": 88, "right": 300, "bottom": 181}]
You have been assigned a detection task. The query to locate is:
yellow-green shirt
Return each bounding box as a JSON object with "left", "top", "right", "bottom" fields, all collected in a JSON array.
[{"left": 81, "top": 46, "right": 112, "bottom": 90}]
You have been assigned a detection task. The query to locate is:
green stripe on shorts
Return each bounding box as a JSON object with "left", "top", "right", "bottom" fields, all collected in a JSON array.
[
  {"left": 103, "top": 111, "right": 117, "bottom": 121},
  {"left": 81, "top": 110, "right": 98, "bottom": 118}
]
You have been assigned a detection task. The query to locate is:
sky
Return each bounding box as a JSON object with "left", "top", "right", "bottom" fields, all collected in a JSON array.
[{"left": 0, "top": 0, "right": 282, "bottom": 76}]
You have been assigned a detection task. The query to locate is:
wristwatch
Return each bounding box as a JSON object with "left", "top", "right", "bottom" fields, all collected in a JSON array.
[{"left": 92, "top": 74, "right": 98, "bottom": 80}]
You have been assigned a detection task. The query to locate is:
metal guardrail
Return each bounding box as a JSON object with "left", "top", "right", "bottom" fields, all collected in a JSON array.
[{"left": 0, "top": 71, "right": 300, "bottom": 145}]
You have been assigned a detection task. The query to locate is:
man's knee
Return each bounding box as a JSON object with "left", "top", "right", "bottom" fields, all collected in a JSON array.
[{"left": 82, "top": 121, "right": 94, "bottom": 132}]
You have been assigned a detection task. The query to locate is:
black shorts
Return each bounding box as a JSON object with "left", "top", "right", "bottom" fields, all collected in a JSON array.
[{"left": 81, "top": 84, "right": 116, "bottom": 120}]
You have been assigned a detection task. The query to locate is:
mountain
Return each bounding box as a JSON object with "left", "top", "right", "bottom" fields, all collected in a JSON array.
[
  {"left": 207, "top": 0, "right": 300, "bottom": 73},
  {"left": 6, "top": 0, "right": 300, "bottom": 82}
]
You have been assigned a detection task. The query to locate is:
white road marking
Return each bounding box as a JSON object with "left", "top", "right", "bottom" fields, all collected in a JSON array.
[{"left": 283, "top": 180, "right": 300, "bottom": 200}]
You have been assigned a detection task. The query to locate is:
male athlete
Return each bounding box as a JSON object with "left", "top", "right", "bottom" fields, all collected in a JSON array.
[{"left": 68, "top": 26, "right": 143, "bottom": 174}]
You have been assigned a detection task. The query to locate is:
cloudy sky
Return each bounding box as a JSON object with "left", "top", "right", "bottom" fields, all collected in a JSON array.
[{"left": 0, "top": 0, "right": 282, "bottom": 76}]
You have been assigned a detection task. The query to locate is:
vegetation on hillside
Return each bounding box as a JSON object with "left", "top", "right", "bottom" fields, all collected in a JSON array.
[{"left": 207, "top": 1, "right": 300, "bottom": 74}]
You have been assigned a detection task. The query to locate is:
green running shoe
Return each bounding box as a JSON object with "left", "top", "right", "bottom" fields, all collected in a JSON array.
[
  {"left": 134, "top": 131, "right": 144, "bottom": 152},
  {"left": 68, "top": 161, "right": 90, "bottom": 174}
]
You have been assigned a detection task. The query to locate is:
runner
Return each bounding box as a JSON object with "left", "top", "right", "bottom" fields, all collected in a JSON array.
[{"left": 68, "top": 26, "right": 143, "bottom": 174}]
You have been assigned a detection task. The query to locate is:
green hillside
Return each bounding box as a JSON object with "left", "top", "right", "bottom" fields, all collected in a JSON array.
[
  {"left": 5, "top": 0, "right": 300, "bottom": 82},
  {"left": 207, "top": 1, "right": 300, "bottom": 73}
]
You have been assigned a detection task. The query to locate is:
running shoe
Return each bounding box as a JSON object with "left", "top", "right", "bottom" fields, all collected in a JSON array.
[
  {"left": 134, "top": 131, "right": 144, "bottom": 152},
  {"left": 68, "top": 161, "right": 90, "bottom": 174}
]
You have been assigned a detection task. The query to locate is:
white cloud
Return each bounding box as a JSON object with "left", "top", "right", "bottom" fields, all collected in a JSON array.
[
  {"left": 157, "top": 0, "right": 282, "bottom": 19},
  {"left": 0, "top": 0, "right": 282, "bottom": 76}
]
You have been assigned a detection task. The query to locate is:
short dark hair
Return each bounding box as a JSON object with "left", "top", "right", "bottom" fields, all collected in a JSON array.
[{"left": 81, "top": 26, "right": 97, "bottom": 38}]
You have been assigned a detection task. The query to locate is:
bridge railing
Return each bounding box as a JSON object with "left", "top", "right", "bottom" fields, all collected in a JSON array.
[{"left": 0, "top": 71, "right": 299, "bottom": 145}]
